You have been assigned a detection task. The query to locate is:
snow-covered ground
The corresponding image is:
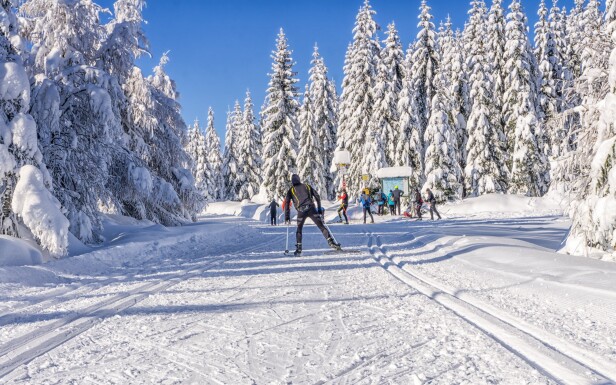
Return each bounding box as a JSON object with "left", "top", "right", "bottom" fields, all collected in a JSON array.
[{"left": 1, "top": 195, "right": 615, "bottom": 384}]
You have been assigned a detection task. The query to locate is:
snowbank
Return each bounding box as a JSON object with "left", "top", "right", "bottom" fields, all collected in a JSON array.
[
  {"left": 205, "top": 201, "right": 271, "bottom": 222},
  {"left": 442, "top": 193, "right": 565, "bottom": 219},
  {"left": 0, "top": 235, "right": 43, "bottom": 266}
]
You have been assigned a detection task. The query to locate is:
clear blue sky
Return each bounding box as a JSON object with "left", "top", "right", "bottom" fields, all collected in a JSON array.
[{"left": 97, "top": 0, "right": 579, "bottom": 138}]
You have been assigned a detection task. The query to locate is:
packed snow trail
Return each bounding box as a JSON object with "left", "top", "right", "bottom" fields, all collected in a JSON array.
[{"left": 0, "top": 214, "right": 615, "bottom": 384}]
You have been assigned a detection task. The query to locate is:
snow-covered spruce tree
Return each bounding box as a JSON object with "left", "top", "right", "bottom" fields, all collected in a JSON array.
[
  {"left": 580, "top": 0, "right": 609, "bottom": 75},
  {"left": 464, "top": 6, "right": 509, "bottom": 197},
  {"left": 409, "top": 0, "right": 439, "bottom": 171},
  {"left": 396, "top": 46, "right": 423, "bottom": 188},
  {"left": 237, "top": 91, "right": 261, "bottom": 200},
  {"left": 567, "top": 0, "right": 616, "bottom": 255},
  {"left": 0, "top": 0, "right": 68, "bottom": 256},
  {"left": 309, "top": 45, "right": 338, "bottom": 199},
  {"left": 261, "top": 29, "right": 300, "bottom": 199},
  {"left": 204, "top": 108, "right": 224, "bottom": 201},
  {"left": 185, "top": 119, "right": 208, "bottom": 198},
  {"left": 378, "top": 22, "right": 405, "bottom": 165},
  {"left": 362, "top": 120, "right": 387, "bottom": 189},
  {"left": 22, "top": 0, "right": 125, "bottom": 242},
  {"left": 437, "top": 18, "right": 466, "bottom": 192},
  {"left": 451, "top": 28, "right": 470, "bottom": 180},
  {"left": 464, "top": 0, "right": 488, "bottom": 113},
  {"left": 298, "top": 86, "right": 326, "bottom": 193},
  {"left": 504, "top": 0, "right": 550, "bottom": 196},
  {"left": 422, "top": 58, "right": 463, "bottom": 201},
  {"left": 223, "top": 104, "right": 241, "bottom": 201},
  {"left": 145, "top": 54, "right": 204, "bottom": 221},
  {"left": 337, "top": 1, "right": 379, "bottom": 195},
  {"left": 98, "top": 0, "right": 148, "bottom": 84},
  {"left": 486, "top": 0, "right": 508, "bottom": 162},
  {"left": 534, "top": 0, "right": 559, "bottom": 131},
  {"left": 566, "top": 0, "right": 586, "bottom": 79}
]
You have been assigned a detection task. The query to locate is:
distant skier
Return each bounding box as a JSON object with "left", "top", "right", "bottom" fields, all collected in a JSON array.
[
  {"left": 387, "top": 190, "right": 395, "bottom": 216},
  {"left": 360, "top": 188, "right": 374, "bottom": 224},
  {"left": 425, "top": 188, "right": 442, "bottom": 220},
  {"left": 337, "top": 189, "right": 349, "bottom": 224},
  {"left": 413, "top": 188, "right": 423, "bottom": 220},
  {"left": 284, "top": 174, "right": 341, "bottom": 256},
  {"left": 268, "top": 199, "right": 279, "bottom": 226},
  {"left": 377, "top": 190, "right": 387, "bottom": 215},
  {"left": 392, "top": 186, "right": 402, "bottom": 215}
]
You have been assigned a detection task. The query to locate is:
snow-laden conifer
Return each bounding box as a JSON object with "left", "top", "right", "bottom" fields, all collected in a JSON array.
[
  {"left": 0, "top": 0, "right": 69, "bottom": 256},
  {"left": 486, "top": 0, "right": 508, "bottom": 154},
  {"left": 186, "top": 119, "right": 208, "bottom": 200},
  {"left": 465, "top": 7, "right": 509, "bottom": 197},
  {"left": 261, "top": 29, "right": 299, "bottom": 199},
  {"left": 396, "top": 49, "right": 423, "bottom": 188},
  {"left": 98, "top": 0, "right": 148, "bottom": 83},
  {"left": 463, "top": 0, "right": 488, "bottom": 113},
  {"left": 438, "top": 18, "right": 467, "bottom": 190},
  {"left": 423, "top": 56, "right": 463, "bottom": 201},
  {"left": 504, "top": 0, "right": 550, "bottom": 196},
  {"left": 337, "top": 1, "right": 379, "bottom": 195},
  {"left": 309, "top": 46, "right": 338, "bottom": 199},
  {"left": 451, "top": 29, "right": 470, "bottom": 178},
  {"left": 535, "top": 0, "right": 559, "bottom": 125},
  {"left": 223, "top": 103, "right": 241, "bottom": 201},
  {"left": 237, "top": 91, "right": 261, "bottom": 200},
  {"left": 409, "top": 0, "right": 439, "bottom": 166},
  {"left": 204, "top": 108, "right": 224, "bottom": 201},
  {"left": 377, "top": 23, "right": 405, "bottom": 165},
  {"left": 23, "top": 0, "right": 124, "bottom": 242},
  {"left": 298, "top": 86, "right": 326, "bottom": 193},
  {"left": 567, "top": 0, "right": 616, "bottom": 255}
]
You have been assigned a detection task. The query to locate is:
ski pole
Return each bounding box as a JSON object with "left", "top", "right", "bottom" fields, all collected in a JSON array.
[{"left": 285, "top": 221, "right": 290, "bottom": 255}]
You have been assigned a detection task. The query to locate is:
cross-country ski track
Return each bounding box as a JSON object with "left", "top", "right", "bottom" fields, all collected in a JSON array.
[{"left": 1, "top": 214, "right": 615, "bottom": 384}]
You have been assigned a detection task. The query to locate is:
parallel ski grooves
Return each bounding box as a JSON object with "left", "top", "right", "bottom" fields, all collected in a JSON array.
[
  {"left": 0, "top": 234, "right": 284, "bottom": 380},
  {"left": 366, "top": 232, "right": 613, "bottom": 385}
]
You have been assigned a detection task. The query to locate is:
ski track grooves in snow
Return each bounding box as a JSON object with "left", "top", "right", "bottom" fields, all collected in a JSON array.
[
  {"left": 366, "top": 231, "right": 615, "bottom": 385},
  {"left": 0, "top": 234, "right": 285, "bottom": 381}
]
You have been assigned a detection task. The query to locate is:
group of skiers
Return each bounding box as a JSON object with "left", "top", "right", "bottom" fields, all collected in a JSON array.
[{"left": 267, "top": 174, "right": 443, "bottom": 256}]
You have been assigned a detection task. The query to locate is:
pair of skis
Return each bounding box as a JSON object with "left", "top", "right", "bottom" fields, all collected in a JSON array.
[{"left": 283, "top": 218, "right": 351, "bottom": 256}]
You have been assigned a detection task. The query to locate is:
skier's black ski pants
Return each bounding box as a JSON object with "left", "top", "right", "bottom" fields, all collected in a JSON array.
[
  {"left": 296, "top": 209, "right": 332, "bottom": 245},
  {"left": 363, "top": 207, "right": 374, "bottom": 223},
  {"left": 337, "top": 204, "right": 348, "bottom": 223}
]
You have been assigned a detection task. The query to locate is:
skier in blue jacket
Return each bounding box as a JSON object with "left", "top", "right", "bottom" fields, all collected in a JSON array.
[{"left": 360, "top": 189, "right": 374, "bottom": 224}]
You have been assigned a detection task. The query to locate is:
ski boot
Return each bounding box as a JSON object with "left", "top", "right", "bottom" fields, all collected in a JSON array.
[
  {"left": 327, "top": 237, "right": 341, "bottom": 251},
  {"left": 294, "top": 243, "right": 302, "bottom": 257}
]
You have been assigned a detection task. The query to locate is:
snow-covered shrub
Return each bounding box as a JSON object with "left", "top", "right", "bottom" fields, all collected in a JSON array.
[{"left": 11, "top": 165, "right": 69, "bottom": 256}]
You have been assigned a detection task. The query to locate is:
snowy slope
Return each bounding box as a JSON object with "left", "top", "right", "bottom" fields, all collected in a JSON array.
[{"left": 0, "top": 200, "right": 615, "bottom": 384}]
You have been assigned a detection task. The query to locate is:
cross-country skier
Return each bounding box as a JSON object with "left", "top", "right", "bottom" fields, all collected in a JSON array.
[
  {"left": 425, "top": 188, "right": 442, "bottom": 220},
  {"left": 337, "top": 189, "right": 349, "bottom": 224},
  {"left": 268, "top": 199, "right": 279, "bottom": 226},
  {"left": 387, "top": 190, "right": 395, "bottom": 216},
  {"left": 413, "top": 188, "right": 423, "bottom": 220},
  {"left": 360, "top": 188, "right": 374, "bottom": 224},
  {"left": 284, "top": 174, "right": 341, "bottom": 256},
  {"left": 392, "top": 186, "right": 403, "bottom": 215}
]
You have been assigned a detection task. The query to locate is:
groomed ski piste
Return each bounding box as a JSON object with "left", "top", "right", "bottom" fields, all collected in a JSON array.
[{"left": 0, "top": 194, "right": 615, "bottom": 384}]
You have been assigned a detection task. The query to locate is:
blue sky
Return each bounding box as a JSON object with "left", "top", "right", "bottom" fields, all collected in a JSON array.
[{"left": 97, "top": 0, "right": 579, "bottom": 138}]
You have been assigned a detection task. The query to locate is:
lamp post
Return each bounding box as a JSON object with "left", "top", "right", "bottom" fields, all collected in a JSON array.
[{"left": 331, "top": 149, "right": 351, "bottom": 192}]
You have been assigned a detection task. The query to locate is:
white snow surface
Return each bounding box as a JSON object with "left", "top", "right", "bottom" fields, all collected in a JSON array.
[{"left": 1, "top": 197, "right": 615, "bottom": 384}]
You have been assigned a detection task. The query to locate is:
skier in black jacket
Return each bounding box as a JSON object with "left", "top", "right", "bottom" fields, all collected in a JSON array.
[
  {"left": 268, "top": 199, "right": 279, "bottom": 225},
  {"left": 425, "top": 188, "right": 442, "bottom": 220},
  {"left": 284, "top": 174, "right": 341, "bottom": 256}
]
